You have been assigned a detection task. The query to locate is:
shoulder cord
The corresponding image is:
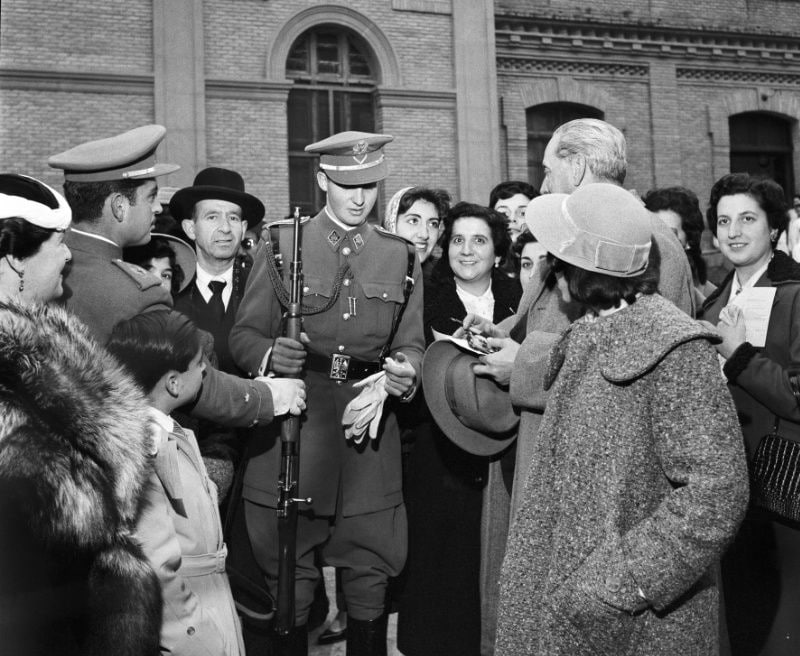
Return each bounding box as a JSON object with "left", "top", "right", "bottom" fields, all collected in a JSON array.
[
  {"left": 263, "top": 227, "right": 351, "bottom": 316},
  {"left": 378, "top": 243, "right": 417, "bottom": 362}
]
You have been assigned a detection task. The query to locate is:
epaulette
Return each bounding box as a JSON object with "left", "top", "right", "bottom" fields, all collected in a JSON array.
[
  {"left": 374, "top": 225, "right": 411, "bottom": 244},
  {"left": 111, "top": 259, "right": 163, "bottom": 291}
]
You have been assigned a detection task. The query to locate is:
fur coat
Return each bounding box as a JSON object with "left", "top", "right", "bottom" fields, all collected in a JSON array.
[
  {"left": 0, "top": 300, "right": 161, "bottom": 656},
  {"left": 496, "top": 294, "right": 749, "bottom": 655}
]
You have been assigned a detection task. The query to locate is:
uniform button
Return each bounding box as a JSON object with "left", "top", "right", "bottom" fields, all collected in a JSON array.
[
  {"left": 343, "top": 279, "right": 350, "bottom": 287},
  {"left": 338, "top": 345, "right": 346, "bottom": 352},
  {"left": 343, "top": 313, "right": 350, "bottom": 320},
  {"left": 342, "top": 247, "right": 351, "bottom": 256},
  {"left": 382, "top": 292, "right": 388, "bottom": 299},
  {"left": 303, "top": 286, "right": 309, "bottom": 293},
  {"left": 187, "top": 627, "right": 196, "bottom": 636}
]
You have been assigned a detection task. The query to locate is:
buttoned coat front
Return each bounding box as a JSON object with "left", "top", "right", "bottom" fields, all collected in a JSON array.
[
  {"left": 495, "top": 294, "right": 748, "bottom": 656},
  {"left": 229, "top": 210, "right": 425, "bottom": 517}
]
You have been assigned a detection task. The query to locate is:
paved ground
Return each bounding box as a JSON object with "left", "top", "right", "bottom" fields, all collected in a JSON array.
[{"left": 308, "top": 567, "right": 401, "bottom": 656}]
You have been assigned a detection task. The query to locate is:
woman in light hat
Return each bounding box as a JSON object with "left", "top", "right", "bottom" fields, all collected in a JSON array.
[
  {"left": 0, "top": 173, "right": 162, "bottom": 655},
  {"left": 494, "top": 183, "right": 749, "bottom": 655}
]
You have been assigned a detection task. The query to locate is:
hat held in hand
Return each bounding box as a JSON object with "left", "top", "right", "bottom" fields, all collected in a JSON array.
[{"left": 423, "top": 341, "right": 518, "bottom": 457}]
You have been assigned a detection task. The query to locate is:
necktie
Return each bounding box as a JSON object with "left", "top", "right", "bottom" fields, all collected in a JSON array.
[{"left": 208, "top": 280, "right": 227, "bottom": 323}]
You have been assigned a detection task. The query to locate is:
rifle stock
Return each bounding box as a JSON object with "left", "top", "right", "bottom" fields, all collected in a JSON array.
[{"left": 275, "top": 207, "right": 310, "bottom": 637}]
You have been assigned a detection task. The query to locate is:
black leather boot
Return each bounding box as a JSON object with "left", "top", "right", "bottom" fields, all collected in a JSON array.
[
  {"left": 346, "top": 614, "right": 387, "bottom": 656},
  {"left": 271, "top": 624, "right": 308, "bottom": 656}
]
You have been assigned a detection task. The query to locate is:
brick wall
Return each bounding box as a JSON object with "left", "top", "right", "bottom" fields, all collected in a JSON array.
[{"left": 0, "top": 0, "right": 153, "bottom": 73}]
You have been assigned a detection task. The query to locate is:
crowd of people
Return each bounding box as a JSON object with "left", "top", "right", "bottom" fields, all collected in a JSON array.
[{"left": 0, "top": 116, "right": 798, "bottom": 656}]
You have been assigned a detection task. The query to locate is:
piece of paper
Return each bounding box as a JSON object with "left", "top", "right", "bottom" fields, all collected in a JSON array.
[
  {"left": 431, "top": 328, "right": 487, "bottom": 356},
  {"left": 730, "top": 287, "right": 776, "bottom": 347}
]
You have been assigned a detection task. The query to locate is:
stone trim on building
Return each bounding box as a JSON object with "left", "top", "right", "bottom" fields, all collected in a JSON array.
[
  {"left": 0, "top": 68, "right": 152, "bottom": 94},
  {"left": 391, "top": 0, "right": 451, "bottom": 14},
  {"left": 265, "top": 5, "right": 402, "bottom": 86}
]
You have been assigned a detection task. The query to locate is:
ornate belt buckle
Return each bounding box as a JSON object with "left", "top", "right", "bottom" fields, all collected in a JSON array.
[{"left": 330, "top": 353, "right": 351, "bottom": 381}]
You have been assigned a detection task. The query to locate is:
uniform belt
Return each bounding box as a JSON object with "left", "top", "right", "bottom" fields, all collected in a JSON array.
[
  {"left": 179, "top": 544, "right": 228, "bottom": 577},
  {"left": 305, "top": 352, "right": 382, "bottom": 381}
]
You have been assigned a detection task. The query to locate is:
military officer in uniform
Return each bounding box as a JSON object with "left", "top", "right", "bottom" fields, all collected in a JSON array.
[
  {"left": 229, "top": 131, "right": 424, "bottom": 656},
  {"left": 49, "top": 124, "right": 304, "bottom": 430}
]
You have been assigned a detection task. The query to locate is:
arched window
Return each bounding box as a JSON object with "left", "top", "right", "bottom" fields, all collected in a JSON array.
[
  {"left": 526, "top": 102, "right": 603, "bottom": 190},
  {"left": 287, "top": 28, "right": 378, "bottom": 215},
  {"left": 730, "top": 112, "right": 794, "bottom": 196}
]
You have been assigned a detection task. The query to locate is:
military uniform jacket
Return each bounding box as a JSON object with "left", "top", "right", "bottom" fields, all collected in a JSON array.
[
  {"left": 230, "top": 209, "right": 425, "bottom": 517},
  {"left": 63, "top": 228, "right": 276, "bottom": 429}
]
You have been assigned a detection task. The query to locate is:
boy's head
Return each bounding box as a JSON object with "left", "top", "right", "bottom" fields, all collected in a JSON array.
[{"left": 107, "top": 310, "right": 205, "bottom": 409}]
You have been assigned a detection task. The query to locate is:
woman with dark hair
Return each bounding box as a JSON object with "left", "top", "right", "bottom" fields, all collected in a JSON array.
[
  {"left": 384, "top": 186, "right": 451, "bottom": 275},
  {"left": 644, "top": 186, "right": 716, "bottom": 304},
  {"left": 699, "top": 172, "right": 800, "bottom": 656},
  {"left": 0, "top": 174, "right": 162, "bottom": 655},
  {"left": 398, "top": 202, "right": 521, "bottom": 656},
  {"left": 512, "top": 230, "right": 547, "bottom": 292},
  {"left": 494, "top": 183, "right": 748, "bottom": 655},
  {"left": 124, "top": 232, "right": 196, "bottom": 297}
]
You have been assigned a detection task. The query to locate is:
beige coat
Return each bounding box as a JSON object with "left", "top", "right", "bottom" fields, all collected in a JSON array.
[{"left": 136, "top": 413, "right": 244, "bottom": 656}]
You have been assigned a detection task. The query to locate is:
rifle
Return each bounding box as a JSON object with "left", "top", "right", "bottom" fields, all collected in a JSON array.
[{"left": 275, "top": 207, "right": 312, "bottom": 640}]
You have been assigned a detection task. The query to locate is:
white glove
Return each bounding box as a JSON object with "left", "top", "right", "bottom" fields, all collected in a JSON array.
[
  {"left": 256, "top": 377, "right": 306, "bottom": 416},
  {"left": 342, "top": 371, "right": 388, "bottom": 443}
]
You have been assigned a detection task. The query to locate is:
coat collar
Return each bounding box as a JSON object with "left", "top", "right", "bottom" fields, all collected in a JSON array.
[
  {"left": 702, "top": 250, "right": 800, "bottom": 312},
  {"left": 316, "top": 209, "right": 372, "bottom": 255},
  {"left": 546, "top": 294, "right": 718, "bottom": 388}
]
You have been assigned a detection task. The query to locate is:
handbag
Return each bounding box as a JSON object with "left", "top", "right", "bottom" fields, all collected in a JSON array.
[
  {"left": 749, "top": 372, "right": 800, "bottom": 522},
  {"left": 750, "top": 429, "right": 800, "bottom": 522}
]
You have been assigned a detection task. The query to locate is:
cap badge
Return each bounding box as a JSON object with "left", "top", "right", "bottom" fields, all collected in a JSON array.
[{"left": 352, "top": 140, "right": 368, "bottom": 165}]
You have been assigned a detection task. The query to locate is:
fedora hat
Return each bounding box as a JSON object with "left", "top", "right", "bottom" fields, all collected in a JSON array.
[
  {"left": 423, "top": 341, "right": 518, "bottom": 457},
  {"left": 169, "top": 167, "right": 265, "bottom": 224},
  {"left": 525, "top": 183, "right": 651, "bottom": 277}
]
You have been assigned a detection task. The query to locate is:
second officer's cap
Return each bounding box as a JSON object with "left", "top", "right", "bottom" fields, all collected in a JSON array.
[
  {"left": 48, "top": 124, "right": 180, "bottom": 183},
  {"left": 305, "top": 131, "right": 393, "bottom": 186}
]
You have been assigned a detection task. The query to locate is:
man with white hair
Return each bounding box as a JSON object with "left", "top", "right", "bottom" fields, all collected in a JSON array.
[{"left": 472, "top": 118, "right": 694, "bottom": 656}]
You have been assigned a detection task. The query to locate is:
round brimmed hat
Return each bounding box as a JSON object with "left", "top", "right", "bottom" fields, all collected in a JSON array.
[
  {"left": 169, "top": 167, "right": 265, "bottom": 224},
  {"left": 0, "top": 173, "right": 71, "bottom": 230},
  {"left": 152, "top": 233, "right": 196, "bottom": 293},
  {"left": 306, "top": 131, "right": 393, "bottom": 186},
  {"left": 525, "top": 183, "right": 652, "bottom": 277},
  {"left": 422, "top": 341, "right": 519, "bottom": 457}
]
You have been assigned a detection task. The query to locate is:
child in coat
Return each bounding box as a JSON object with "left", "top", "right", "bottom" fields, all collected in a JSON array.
[{"left": 107, "top": 310, "right": 245, "bottom": 656}]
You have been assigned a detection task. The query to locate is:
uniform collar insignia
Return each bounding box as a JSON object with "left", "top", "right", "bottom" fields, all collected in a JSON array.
[
  {"left": 352, "top": 233, "right": 364, "bottom": 251},
  {"left": 327, "top": 229, "right": 341, "bottom": 248}
]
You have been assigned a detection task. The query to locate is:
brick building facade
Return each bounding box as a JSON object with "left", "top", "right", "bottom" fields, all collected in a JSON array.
[{"left": 1, "top": 0, "right": 799, "bottom": 218}]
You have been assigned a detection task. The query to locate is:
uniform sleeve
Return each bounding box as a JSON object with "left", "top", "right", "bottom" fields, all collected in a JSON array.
[
  {"left": 387, "top": 253, "right": 425, "bottom": 382},
  {"left": 229, "top": 242, "right": 284, "bottom": 376},
  {"left": 723, "top": 287, "right": 800, "bottom": 421},
  {"left": 191, "top": 366, "right": 275, "bottom": 428},
  {"left": 135, "top": 477, "right": 226, "bottom": 656},
  {"left": 594, "top": 340, "right": 748, "bottom": 612}
]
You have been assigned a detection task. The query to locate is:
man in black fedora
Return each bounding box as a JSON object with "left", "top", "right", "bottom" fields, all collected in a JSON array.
[{"left": 171, "top": 167, "right": 265, "bottom": 376}]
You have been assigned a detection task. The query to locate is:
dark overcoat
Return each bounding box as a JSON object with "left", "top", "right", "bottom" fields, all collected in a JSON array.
[
  {"left": 496, "top": 294, "right": 749, "bottom": 656},
  {"left": 229, "top": 210, "right": 425, "bottom": 517},
  {"left": 398, "top": 269, "right": 520, "bottom": 656},
  {"left": 699, "top": 250, "right": 800, "bottom": 656}
]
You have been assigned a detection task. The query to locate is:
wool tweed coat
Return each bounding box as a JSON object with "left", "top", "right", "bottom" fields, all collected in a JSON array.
[{"left": 495, "top": 294, "right": 749, "bottom": 656}]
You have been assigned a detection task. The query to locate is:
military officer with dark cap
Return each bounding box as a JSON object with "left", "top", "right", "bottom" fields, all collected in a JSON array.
[
  {"left": 49, "top": 124, "right": 305, "bottom": 430},
  {"left": 229, "top": 131, "right": 424, "bottom": 655}
]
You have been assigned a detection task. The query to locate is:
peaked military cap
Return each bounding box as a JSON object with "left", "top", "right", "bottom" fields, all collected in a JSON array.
[
  {"left": 305, "top": 131, "right": 393, "bottom": 186},
  {"left": 48, "top": 124, "right": 180, "bottom": 183}
]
